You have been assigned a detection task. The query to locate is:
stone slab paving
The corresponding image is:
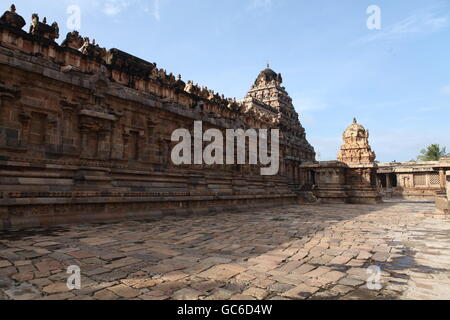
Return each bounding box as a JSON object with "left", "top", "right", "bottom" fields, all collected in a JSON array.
[{"left": 1, "top": 200, "right": 450, "bottom": 300}]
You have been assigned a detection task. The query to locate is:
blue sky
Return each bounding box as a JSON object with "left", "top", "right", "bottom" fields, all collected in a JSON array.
[{"left": 7, "top": 0, "right": 450, "bottom": 161}]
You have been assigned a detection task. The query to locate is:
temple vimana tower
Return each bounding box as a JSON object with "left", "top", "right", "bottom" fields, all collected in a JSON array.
[
  {"left": 337, "top": 118, "right": 376, "bottom": 165},
  {"left": 301, "top": 118, "right": 381, "bottom": 204},
  {"left": 0, "top": 5, "right": 324, "bottom": 229}
]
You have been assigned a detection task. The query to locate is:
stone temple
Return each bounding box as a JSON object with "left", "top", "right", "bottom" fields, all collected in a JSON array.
[
  {"left": 0, "top": 5, "right": 448, "bottom": 231},
  {"left": 2, "top": 5, "right": 450, "bottom": 302},
  {"left": 301, "top": 118, "right": 381, "bottom": 204},
  {"left": 0, "top": 5, "right": 320, "bottom": 230}
]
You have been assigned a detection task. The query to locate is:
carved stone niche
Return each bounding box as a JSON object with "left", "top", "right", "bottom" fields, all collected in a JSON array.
[
  {"left": 0, "top": 84, "right": 23, "bottom": 149},
  {"left": 146, "top": 116, "right": 160, "bottom": 145},
  {"left": 157, "top": 137, "right": 172, "bottom": 168},
  {"left": 29, "top": 14, "right": 59, "bottom": 41},
  {"left": 58, "top": 100, "right": 79, "bottom": 152},
  {"left": 78, "top": 108, "right": 117, "bottom": 160},
  {"left": 61, "top": 31, "right": 84, "bottom": 50},
  {"left": 122, "top": 127, "right": 145, "bottom": 161}
]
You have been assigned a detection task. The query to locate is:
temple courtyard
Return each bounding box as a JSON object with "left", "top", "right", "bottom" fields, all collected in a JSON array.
[{"left": 0, "top": 200, "right": 449, "bottom": 300}]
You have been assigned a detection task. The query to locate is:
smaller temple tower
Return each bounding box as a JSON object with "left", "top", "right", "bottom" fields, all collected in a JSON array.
[
  {"left": 337, "top": 118, "right": 376, "bottom": 165},
  {"left": 300, "top": 118, "right": 382, "bottom": 204}
]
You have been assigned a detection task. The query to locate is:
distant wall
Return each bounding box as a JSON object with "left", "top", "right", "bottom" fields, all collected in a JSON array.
[{"left": 377, "top": 162, "right": 446, "bottom": 200}]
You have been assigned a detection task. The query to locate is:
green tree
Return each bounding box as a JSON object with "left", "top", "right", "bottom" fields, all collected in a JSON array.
[{"left": 417, "top": 144, "right": 449, "bottom": 161}]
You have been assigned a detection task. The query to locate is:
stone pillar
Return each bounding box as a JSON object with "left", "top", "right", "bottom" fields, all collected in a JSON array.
[
  {"left": 79, "top": 127, "right": 90, "bottom": 158},
  {"left": 18, "top": 111, "right": 31, "bottom": 145},
  {"left": 97, "top": 129, "right": 111, "bottom": 160},
  {"left": 386, "top": 174, "right": 391, "bottom": 189},
  {"left": 61, "top": 101, "right": 78, "bottom": 149},
  {"left": 440, "top": 169, "right": 446, "bottom": 191},
  {"left": 446, "top": 171, "right": 450, "bottom": 200}
]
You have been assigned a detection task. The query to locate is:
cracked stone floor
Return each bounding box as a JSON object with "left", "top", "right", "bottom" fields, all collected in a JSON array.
[{"left": 1, "top": 200, "right": 449, "bottom": 300}]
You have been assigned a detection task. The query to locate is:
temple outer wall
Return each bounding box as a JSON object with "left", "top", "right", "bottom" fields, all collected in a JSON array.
[{"left": 0, "top": 5, "right": 316, "bottom": 230}]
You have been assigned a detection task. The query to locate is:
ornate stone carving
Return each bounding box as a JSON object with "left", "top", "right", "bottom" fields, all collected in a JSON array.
[
  {"left": 337, "top": 118, "right": 376, "bottom": 165},
  {"left": 173, "top": 74, "right": 185, "bottom": 91},
  {"left": 243, "top": 65, "right": 315, "bottom": 162},
  {"left": 80, "top": 37, "right": 107, "bottom": 59},
  {"left": 254, "top": 64, "right": 283, "bottom": 86},
  {"left": 29, "top": 13, "right": 59, "bottom": 40},
  {"left": 103, "top": 48, "right": 156, "bottom": 78},
  {"left": 0, "top": 4, "right": 26, "bottom": 29},
  {"left": 61, "top": 31, "right": 84, "bottom": 50}
]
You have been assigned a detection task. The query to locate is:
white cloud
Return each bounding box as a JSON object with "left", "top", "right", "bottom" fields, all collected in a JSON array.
[
  {"left": 153, "top": 0, "right": 161, "bottom": 21},
  {"left": 292, "top": 94, "right": 328, "bottom": 112},
  {"left": 355, "top": 6, "right": 449, "bottom": 44},
  {"left": 418, "top": 106, "right": 443, "bottom": 112},
  {"left": 248, "top": 0, "right": 272, "bottom": 11},
  {"left": 102, "top": 0, "right": 161, "bottom": 21},
  {"left": 102, "top": 0, "right": 131, "bottom": 16},
  {"left": 440, "top": 85, "right": 450, "bottom": 95}
]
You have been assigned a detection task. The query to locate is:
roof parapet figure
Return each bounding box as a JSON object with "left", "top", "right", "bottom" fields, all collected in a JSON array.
[
  {"left": 0, "top": 4, "right": 26, "bottom": 29},
  {"left": 61, "top": 30, "right": 84, "bottom": 50},
  {"left": 29, "top": 13, "right": 59, "bottom": 41},
  {"left": 80, "top": 37, "right": 107, "bottom": 59}
]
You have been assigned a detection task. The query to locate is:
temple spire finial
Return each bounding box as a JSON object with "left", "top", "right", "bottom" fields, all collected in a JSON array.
[
  {"left": 10, "top": 4, "right": 16, "bottom": 13},
  {"left": 353, "top": 117, "right": 357, "bottom": 124}
]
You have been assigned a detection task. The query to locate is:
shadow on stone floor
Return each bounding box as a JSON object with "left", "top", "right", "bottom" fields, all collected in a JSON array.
[{"left": 0, "top": 200, "right": 444, "bottom": 300}]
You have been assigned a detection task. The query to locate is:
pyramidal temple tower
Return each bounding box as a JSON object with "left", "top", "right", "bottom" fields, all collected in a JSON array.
[
  {"left": 245, "top": 65, "right": 306, "bottom": 132},
  {"left": 241, "top": 65, "right": 316, "bottom": 185}
]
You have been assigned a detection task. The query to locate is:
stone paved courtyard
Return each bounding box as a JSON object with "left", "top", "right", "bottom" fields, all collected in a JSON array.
[{"left": 1, "top": 200, "right": 450, "bottom": 300}]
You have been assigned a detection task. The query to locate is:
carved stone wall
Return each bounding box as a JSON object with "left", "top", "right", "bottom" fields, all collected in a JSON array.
[{"left": 0, "top": 5, "right": 315, "bottom": 229}]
